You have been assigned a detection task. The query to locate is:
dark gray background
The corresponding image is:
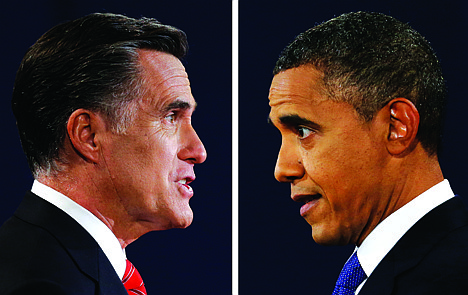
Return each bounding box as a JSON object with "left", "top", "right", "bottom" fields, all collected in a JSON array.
[
  {"left": 2, "top": 0, "right": 468, "bottom": 294},
  {"left": 1, "top": 1, "right": 231, "bottom": 294},
  {"left": 239, "top": 0, "right": 468, "bottom": 294}
]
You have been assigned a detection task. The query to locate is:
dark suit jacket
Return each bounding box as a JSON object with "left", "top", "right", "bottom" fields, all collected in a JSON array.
[
  {"left": 0, "top": 192, "right": 128, "bottom": 295},
  {"left": 359, "top": 196, "right": 468, "bottom": 294}
]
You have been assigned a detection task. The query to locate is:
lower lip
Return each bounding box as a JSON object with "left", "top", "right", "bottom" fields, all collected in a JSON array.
[
  {"left": 300, "top": 198, "right": 320, "bottom": 216},
  {"left": 178, "top": 182, "right": 194, "bottom": 198}
]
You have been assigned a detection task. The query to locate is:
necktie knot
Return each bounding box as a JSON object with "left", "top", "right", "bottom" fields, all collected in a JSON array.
[
  {"left": 332, "top": 252, "right": 367, "bottom": 295},
  {"left": 122, "top": 259, "right": 147, "bottom": 295}
]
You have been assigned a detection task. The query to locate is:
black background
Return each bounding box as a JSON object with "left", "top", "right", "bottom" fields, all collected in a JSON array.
[
  {"left": 1, "top": 1, "right": 231, "bottom": 294},
  {"left": 239, "top": 0, "right": 468, "bottom": 294},
  {"left": 2, "top": 0, "right": 468, "bottom": 294}
]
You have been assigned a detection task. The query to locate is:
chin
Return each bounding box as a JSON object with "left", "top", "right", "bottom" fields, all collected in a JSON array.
[
  {"left": 145, "top": 206, "right": 193, "bottom": 231},
  {"left": 168, "top": 209, "right": 194, "bottom": 229},
  {"left": 311, "top": 227, "right": 349, "bottom": 246},
  {"left": 174, "top": 216, "right": 193, "bottom": 228}
]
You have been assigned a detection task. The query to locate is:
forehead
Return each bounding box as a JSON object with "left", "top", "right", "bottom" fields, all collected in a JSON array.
[
  {"left": 268, "top": 65, "right": 362, "bottom": 128},
  {"left": 269, "top": 65, "right": 328, "bottom": 107},
  {"left": 138, "top": 49, "right": 195, "bottom": 110},
  {"left": 269, "top": 66, "right": 329, "bottom": 118}
]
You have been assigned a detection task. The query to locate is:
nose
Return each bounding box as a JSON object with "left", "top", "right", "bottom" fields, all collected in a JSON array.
[
  {"left": 178, "top": 124, "right": 207, "bottom": 164},
  {"left": 274, "top": 137, "right": 304, "bottom": 183}
]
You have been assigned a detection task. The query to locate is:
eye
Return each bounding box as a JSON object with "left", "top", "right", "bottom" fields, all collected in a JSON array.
[
  {"left": 297, "top": 126, "right": 313, "bottom": 140},
  {"left": 164, "top": 112, "right": 176, "bottom": 124}
]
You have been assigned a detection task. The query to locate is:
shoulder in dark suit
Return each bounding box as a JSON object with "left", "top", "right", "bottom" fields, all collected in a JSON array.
[
  {"left": 0, "top": 192, "right": 127, "bottom": 295},
  {"left": 360, "top": 196, "right": 468, "bottom": 295}
]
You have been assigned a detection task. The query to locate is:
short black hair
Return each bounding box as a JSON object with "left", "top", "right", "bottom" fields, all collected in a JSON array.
[
  {"left": 274, "top": 11, "right": 446, "bottom": 156},
  {"left": 12, "top": 12, "right": 188, "bottom": 176}
]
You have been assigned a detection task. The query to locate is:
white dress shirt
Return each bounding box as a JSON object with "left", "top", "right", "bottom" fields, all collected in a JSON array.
[
  {"left": 31, "top": 180, "right": 127, "bottom": 279},
  {"left": 355, "top": 179, "right": 455, "bottom": 294}
]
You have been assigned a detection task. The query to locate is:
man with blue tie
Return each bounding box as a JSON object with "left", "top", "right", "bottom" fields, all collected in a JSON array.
[
  {"left": 268, "top": 11, "right": 468, "bottom": 294},
  {"left": 0, "top": 13, "right": 206, "bottom": 294}
]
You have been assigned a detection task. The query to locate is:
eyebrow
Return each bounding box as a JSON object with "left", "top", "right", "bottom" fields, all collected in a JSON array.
[
  {"left": 268, "top": 114, "right": 322, "bottom": 132},
  {"left": 164, "top": 99, "right": 196, "bottom": 112}
]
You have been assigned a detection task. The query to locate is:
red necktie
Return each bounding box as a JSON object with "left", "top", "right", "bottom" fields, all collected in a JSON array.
[{"left": 122, "top": 259, "right": 147, "bottom": 295}]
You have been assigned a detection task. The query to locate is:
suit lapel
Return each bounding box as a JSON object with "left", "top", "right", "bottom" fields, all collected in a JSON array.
[
  {"left": 359, "top": 196, "right": 468, "bottom": 295},
  {"left": 97, "top": 249, "right": 129, "bottom": 294},
  {"left": 15, "top": 192, "right": 127, "bottom": 294}
]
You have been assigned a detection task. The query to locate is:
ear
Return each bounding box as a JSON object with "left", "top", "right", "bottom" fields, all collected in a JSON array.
[
  {"left": 67, "top": 109, "right": 106, "bottom": 164},
  {"left": 386, "top": 98, "right": 420, "bottom": 156}
]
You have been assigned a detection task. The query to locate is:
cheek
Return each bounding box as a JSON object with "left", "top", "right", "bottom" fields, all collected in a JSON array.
[
  {"left": 110, "top": 132, "right": 178, "bottom": 186},
  {"left": 157, "top": 137, "right": 180, "bottom": 164},
  {"left": 142, "top": 139, "right": 182, "bottom": 191},
  {"left": 301, "top": 140, "right": 376, "bottom": 211},
  {"left": 300, "top": 144, "right": 351, "bottom": 189},
  {"left": 139, "top": 129, "right": 178, "bottom": 161}
]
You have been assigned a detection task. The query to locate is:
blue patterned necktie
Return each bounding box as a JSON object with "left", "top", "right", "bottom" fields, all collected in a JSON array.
[{"left": 332, "top": 252, "right": 367, "bottom": 295}]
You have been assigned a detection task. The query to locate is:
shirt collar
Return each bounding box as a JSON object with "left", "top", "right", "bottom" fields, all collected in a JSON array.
[
  {"left": 31, "top": 180, "right": 127, "bottom": 279},
  {"left": 357, "top": 179, "right": 454, "bottom": 278}
]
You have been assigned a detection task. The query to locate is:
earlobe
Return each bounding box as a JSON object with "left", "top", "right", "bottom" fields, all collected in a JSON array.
[
  {"left": 67, "top": 109, "right": 103, "bottom": 163},
  {"left": 386, "top": 98, "right": 420, "bottom": 156}
]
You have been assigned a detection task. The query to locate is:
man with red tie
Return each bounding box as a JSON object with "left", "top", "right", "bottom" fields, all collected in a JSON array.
[
  {"left": 268, "top": 11, "right": 468, "bottom": 294},
  {"left": 0, "top": 13, "right": 206, "bottom": 294}
]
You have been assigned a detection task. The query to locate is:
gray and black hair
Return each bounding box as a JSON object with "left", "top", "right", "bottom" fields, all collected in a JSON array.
[{"left": 12, "top": 13, "right": 188, "bottom": 177}]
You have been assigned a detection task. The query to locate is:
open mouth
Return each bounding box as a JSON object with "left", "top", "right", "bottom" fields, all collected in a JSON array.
[
  {"left": 292, "top": 194, "right": 322, "bottom": 216},
  {"left": 292, "top": 194, "right": 321, "bottom": 204},
  {"left": 177, "top": 176, "right": 194, "bottom": 185},
  {"left": 177, "top": 177, "right": 195, "bottom": 195}
]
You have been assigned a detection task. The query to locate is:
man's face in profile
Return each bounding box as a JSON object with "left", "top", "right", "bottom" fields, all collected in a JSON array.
[
  {"left": 100, "top": 50, "right": 207, "bottom": 231},
  {"left": 268, "top": 65, "right": 391, "bottom": 246}
]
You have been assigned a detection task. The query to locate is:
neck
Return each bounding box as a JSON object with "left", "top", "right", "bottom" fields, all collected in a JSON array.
[
  {"left": 356, "top": 146, "right": 444, "bottom": 246},
  {"left": 36, "top": 166, "right": 149, "bottom": 249}
]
